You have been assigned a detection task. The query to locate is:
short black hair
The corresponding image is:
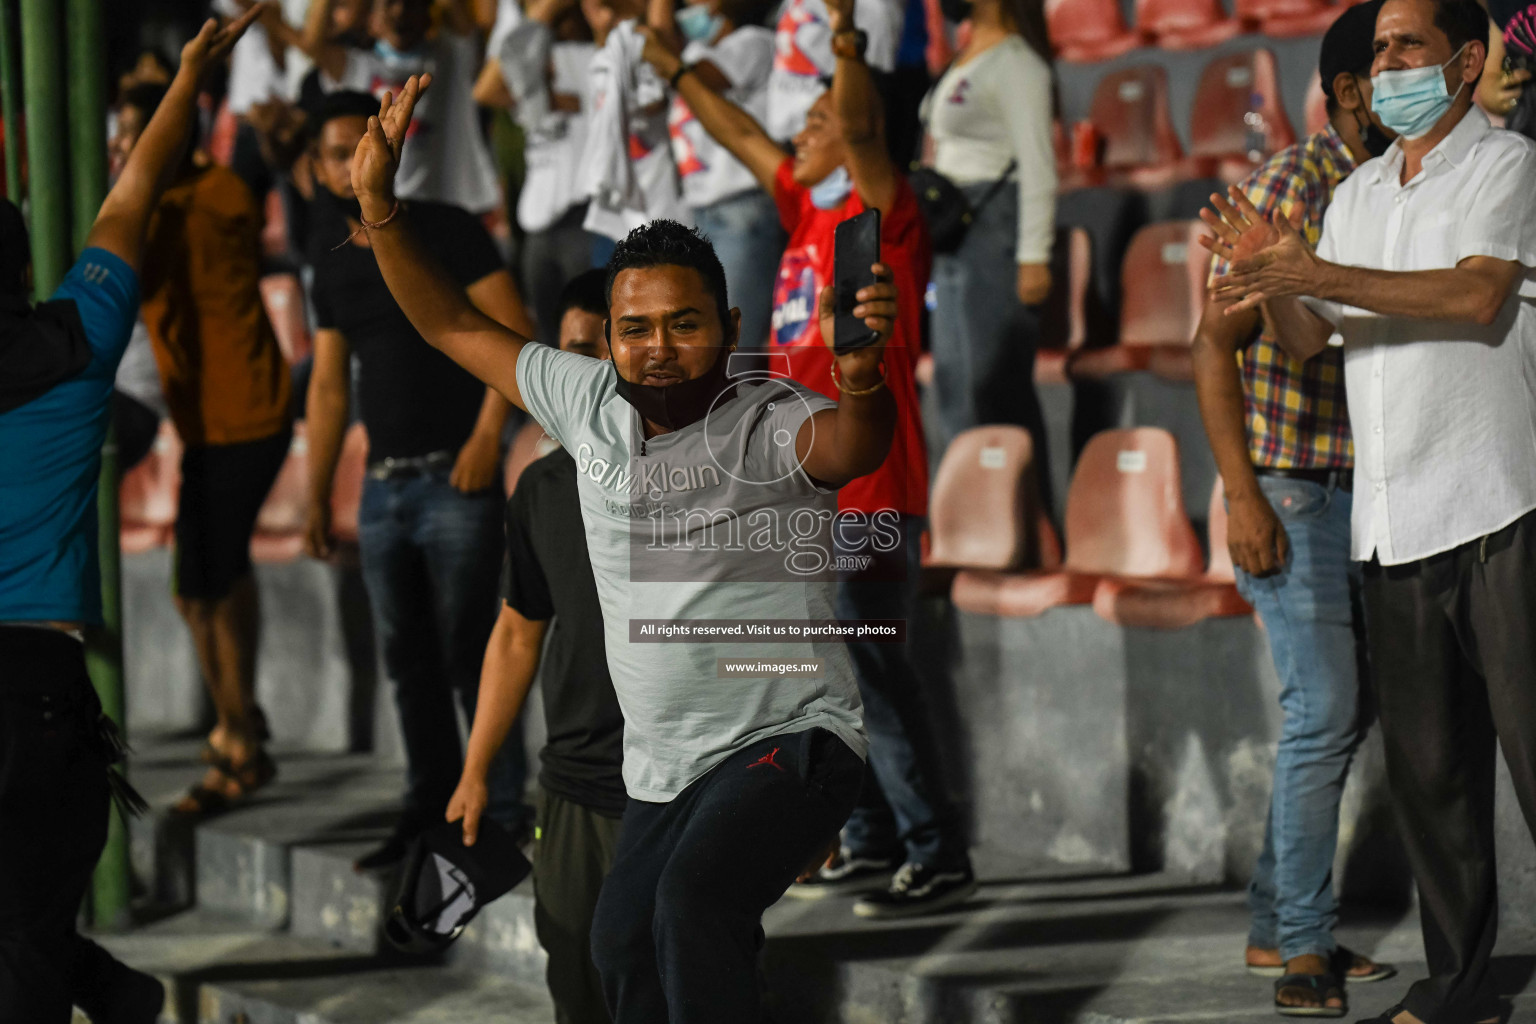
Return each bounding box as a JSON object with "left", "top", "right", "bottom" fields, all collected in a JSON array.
[
  {"left": 605, "top": 220, "right": 732, "bottom": 333},
  {"left": 305, "top": 90, "right": 381, "bottom": 142},
  {"left": 558, "top": 268, "right": 610, "bottom": 321},
  {"left": 1432, "top": 0, "right": 1491, "bottom": 76},
  {"left": 1320, "top": 0, "right": 1385, "bottom": 103},
  {"left": 119, "top": 83, "right": 168, "bottom": 119}
]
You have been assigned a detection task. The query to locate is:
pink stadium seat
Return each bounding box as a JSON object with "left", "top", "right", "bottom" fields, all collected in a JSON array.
[
  {"left": 1186, "top": 50, "right": 1297, "bottom": 184},
  {"left": 1086, "top": 66, "right": 1185, "bottom": 189},
  {"left": 1046, "top": 0, "right": 1140, "bottom": 63},
  {"left": 329, "top": 423, "right": 369, "bottom": 546},
  {"left": 1069, "top": 221, "right": 1208, "bottom": 381},
  {"left": 1137, "top": 0, "right": 1241, "bottom": 50},
  {"left": 925, "top": 426, "right": 1047, "bottom": 571},
  {"left": 504, "top": 421, "right": 560, "bottom": 497},
  {"left": 119, "top": 420, "right": 182, "bottom": 554},
  {"left": 207, "top": 98, "right": 237, "bottom": 167},
  {"left": 1037, "top": 227, "right": 1092, "bottom": 386},
  {"left": 1091, "top": 478, "right": 1253, "bottom": 627},
  {"left": 1236, "top": 0, "right": 1342, "bottom": 35},
  {"left": 251, "top": 426, "right": 310, "bottom": 563},
  {"left": 261, "top": 189, "right": 289, "bottom": 261},
  {"left": 1304, "top": 70, "right": 1329, "bottom": 134},
  {"left": 260, "top": 274, "right": 311, "bottom": 365},
  {"left": 951, "top": 428, "right": 1205, "bottom": 617}
]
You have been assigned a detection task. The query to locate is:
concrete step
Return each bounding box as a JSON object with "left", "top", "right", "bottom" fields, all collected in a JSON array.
[{"left": 199, "top": 965, "right": 555, "bottom": 1024}]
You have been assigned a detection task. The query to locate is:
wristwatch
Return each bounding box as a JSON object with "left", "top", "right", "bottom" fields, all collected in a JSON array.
[
  {"left": 831, "top": 28, "right": 867, "bottom": 60},
  {"left": 669, "top": 62, "right": 695, "bottom": 89}
]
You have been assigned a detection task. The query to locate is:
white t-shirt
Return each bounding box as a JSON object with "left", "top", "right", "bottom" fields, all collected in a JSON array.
[
  {"left": 499, "top": 19, "right": 595, "bottom": 233},
  {"left": 765, "top": 0, "right": 904, "bottom": 142},
  {"left": 213, "top": 0, "right": 313, "bottom": 113},
  {"left": 335, "top": 36, "right": 503, "bottom": 214},
  {"left": 580, "top": 21, "right": 692, "bottom": 241},
  {"left": 922, "top": 36, "right": 1057, "bottom": 264},
  {"left": 669, "top": 28, "right": 775, "bottom": 209},
  {"left": 1302, "top": 108, "right": 1536, "bottom": 565},
  {"left": 514, "top": 340, "right": 868, "bottom": 801}
]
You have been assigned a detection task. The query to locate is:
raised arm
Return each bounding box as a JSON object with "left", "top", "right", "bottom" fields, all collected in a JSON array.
[
  {"left": 795, "top": 264, "right": 899, "bottom": 486},
  {"left": 827, "top": 0, "right": 897, "bottom": 216},
  {"left": 639, "top": 27, "right": 785, "bottom": 193},
  {"left": 85, "top": 8, "right": 265, "bottom": 270},
  {"left": 298, "top": 0, "right": 350, "bottom": 81},
  {"left": 350, "top": 76, "right": 535, "bottom": 409}
]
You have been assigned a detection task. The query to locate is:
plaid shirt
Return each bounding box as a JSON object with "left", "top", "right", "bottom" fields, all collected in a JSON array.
[{"left": 1210, "top": 126, "right": 1356, "bottom": 469}]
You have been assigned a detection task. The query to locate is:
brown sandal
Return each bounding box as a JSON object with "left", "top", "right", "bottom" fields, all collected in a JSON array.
[
  {"left": 199, "top": 708, "right": 272, "bottom": 765},
  {"left": 172, "top": 749, "right": 277, "bottom": 817}
]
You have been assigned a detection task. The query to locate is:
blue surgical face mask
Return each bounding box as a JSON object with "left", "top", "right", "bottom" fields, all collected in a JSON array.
[
  {"left": 1371, "top": 43, "right": 1469, "bottom": 140},
  {"left": 676, "top": 3, "right": 723, "bottom": 42},
  {"left": 809, "top": 165, "right": 853, "bottom": 209},
  {"left": 374, "top": 38, "right": 425, "bottom": 64}
]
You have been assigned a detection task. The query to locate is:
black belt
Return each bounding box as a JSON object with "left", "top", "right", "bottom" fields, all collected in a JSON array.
[
  {"left": 1255, "top": 467, "right": 1353, "bottom": 492},
  {"left": 367, "top": 450, "right": 456, "bottom": 481}
]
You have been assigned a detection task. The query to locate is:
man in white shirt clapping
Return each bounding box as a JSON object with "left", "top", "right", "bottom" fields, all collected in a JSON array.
[{"left": 1203, "top": 1, "right": 1536, "bottom": 1022}]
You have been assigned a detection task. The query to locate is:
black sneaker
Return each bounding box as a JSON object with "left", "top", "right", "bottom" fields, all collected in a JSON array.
[
  {"left": 784, "top": 846, "right": 898, "bottom": 900},
  {"left": 353, "top": 830, "right": 416, "bottom": 874},
  {"left": 852, "top": 861, "right": 977, "bottom": 918}
]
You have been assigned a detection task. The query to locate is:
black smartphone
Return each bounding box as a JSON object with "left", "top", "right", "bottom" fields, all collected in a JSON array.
[{"left": 832, "top": 208, "right": 882, "bottom": 356}]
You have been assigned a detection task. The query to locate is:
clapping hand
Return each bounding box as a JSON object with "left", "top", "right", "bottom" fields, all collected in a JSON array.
[{"left": 1199, "top": 185, "right": 1316, "bottom": 315}]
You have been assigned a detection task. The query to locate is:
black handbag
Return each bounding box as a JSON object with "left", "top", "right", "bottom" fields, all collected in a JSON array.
[{"left": 909, "top": 158, "right": 1016, "bottom": 255}]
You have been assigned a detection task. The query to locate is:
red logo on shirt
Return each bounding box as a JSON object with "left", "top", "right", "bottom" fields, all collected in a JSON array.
[
  {"left": 948, "top": 79, "right": 972, "bottom": 104},
  {"left": 772, "top": 249, "right": 819, "bottom": 348},
  {"left": 749, "top": 747, "right": 785, "bottom": 771},
  {"left": 775, "top": 1, "right": 825, "bottom": 77}
]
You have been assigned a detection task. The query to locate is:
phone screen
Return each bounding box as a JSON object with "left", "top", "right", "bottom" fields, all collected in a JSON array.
[{"left": 832, "top": 208, "right": 882, "bottom": 356}]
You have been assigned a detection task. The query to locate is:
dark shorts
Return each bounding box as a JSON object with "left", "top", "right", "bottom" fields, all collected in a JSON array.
[{"left": 174, "top": 426, "right": 291, "bottom": 601}]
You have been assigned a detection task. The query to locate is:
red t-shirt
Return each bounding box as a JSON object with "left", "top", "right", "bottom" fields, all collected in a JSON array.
[{"left": 770, "top": 159, "right": 930, "bottom": 516}]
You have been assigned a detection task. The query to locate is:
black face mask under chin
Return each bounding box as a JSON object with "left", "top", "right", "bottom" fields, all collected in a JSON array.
[
  {"left": 611, "top": 345, "right": 737, "bottom": 433},
  {"left": 939, "top": 0, "right": 973, "bottom": 20},
  {"left": 1356, "top": 107, "right": 1394, "bottom": 159}
]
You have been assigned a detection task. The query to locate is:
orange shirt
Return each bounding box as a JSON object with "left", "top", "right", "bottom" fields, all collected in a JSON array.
[{"left": 139, "top": 165, "right": 290, "bottom": 446}]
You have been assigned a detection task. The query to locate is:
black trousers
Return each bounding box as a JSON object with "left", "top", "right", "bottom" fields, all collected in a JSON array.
[
  {"left": 533, "top": 787, "right": 623, "bottom": 1024},
  {"left": 589, "top": 728, "right": 863, "bottom": 1024},
  {"left": 0, "top": 627, "right": 112, "bottom": 1023},
  {"left": 1361, "top": 508, "right": 1536, "bottom": 1024}
]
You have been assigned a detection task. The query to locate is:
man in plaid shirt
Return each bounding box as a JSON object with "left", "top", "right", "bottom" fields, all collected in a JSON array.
[{"left": 1191, "top": 2, "right": 1398, "bottom": 1016}]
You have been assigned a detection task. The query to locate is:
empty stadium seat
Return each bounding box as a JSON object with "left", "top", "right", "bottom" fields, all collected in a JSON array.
[
  {"left": 1091, "top": 479, "right": 1253, "bottom": 627},
  {"left": 1069, "top": 220, "right": 1209, "bottom": 381},
  {"left": 951, "top": 428, "right": 1205, "bottom": 617},
  {"left": 1137, "top": 0, "right": 1241, "bottom": 50},
  {"left": 1037, "top": 227, "right": 1093, "bottom": 385},
  {"left": 1304, "top": 70, "right": 1329, "bottom": 134},
  {"left": 1086, "top": 67, "right": 1185, "bottom": 189},
  {"left": 329, "top": 423, "right": 369, "bottom": 546},
  {"left": 1236, "top": 0, "right": 1342, "bottom": 36},
  {"left": 1187, "top": 50, "right": 1297, "bottom": 183},
  {"left": 119, "top": 420, "right": 182, "bottom": 554},
  {"left": 251, "top": 426, "right": 310, "bottom": 563},
  {"left": 1047, "top": 0, "right": 1140, "bottom": 62},
  {"left": 925, "top": 426, "right": 1050, "bottom": 571},
  {"left": 260, "top": 273, "right": 311, "bottom": 364},
  {"left": 505, "top": 420, "right": 560, "bottom": 496}
]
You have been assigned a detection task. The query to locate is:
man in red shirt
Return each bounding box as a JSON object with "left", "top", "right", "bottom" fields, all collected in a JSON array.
[{"left": 641, "top": 0, "right": 973, "bottom": 916}]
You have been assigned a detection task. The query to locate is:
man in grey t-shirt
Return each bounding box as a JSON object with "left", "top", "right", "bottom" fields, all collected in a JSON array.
[{"left": 351, "top": 75, "right": 902, "bottom": 1023}]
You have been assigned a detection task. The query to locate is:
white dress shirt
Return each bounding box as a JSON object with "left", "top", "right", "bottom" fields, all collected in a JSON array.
[{"left": 1305, "top": 108, "right": 1536, "bottom": 565}]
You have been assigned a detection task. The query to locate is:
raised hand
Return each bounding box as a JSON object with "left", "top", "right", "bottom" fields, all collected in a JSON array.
[
  {"left": 639, "top": 24, "right": 681, "bottom": 75},
  {"left": 179, "top": 3, "right": 268, "bottom": 82},
  {"left": 350, "top": 73, "right": 433, "bottom": 220},
  {"left": 818, "top": 262, "right": 897, "bottom": 388}
]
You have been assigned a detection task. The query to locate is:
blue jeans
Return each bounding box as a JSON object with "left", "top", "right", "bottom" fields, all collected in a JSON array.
[
  {"left": 692, "top": 189, "right": 784, "bottom": 352},
  {"left": 358, "top": 469, "right": 527, "bottom": 830},
  {"left": 929, "top": 185, "right": 1051, "bottom": 506},
  {"left": 1232, "top": 475, "right": 1365, "bottom": 961},
  {"left": 834, "top": 515, "right": 968, "bottom": 869}
]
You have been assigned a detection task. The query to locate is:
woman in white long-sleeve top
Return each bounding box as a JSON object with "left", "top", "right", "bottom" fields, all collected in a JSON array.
[{"left": 920, "top": 0, "right": 1055, "bottom": 483}]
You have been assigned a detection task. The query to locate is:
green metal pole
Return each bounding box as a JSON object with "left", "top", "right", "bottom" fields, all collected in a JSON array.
[
  {"left": 0, "top": 0, "right": 21, "bottom": 200},
  {"left": 66, "top": 0, "right": 131, "bottom": 932},
  {"left": 17, "top": 0, "right": 65, "bottom": 294}
]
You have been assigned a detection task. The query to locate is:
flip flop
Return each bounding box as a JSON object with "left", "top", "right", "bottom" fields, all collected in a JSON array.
[
  {"left": 1248, "top": 947, "right": 1394, "bottom": 982},
  {"left": 171, "top": 750, "right": 277, "bottom": 818},
  {"left": 1276, "top": 973, "right": 1346, "bottom": 1018}
]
